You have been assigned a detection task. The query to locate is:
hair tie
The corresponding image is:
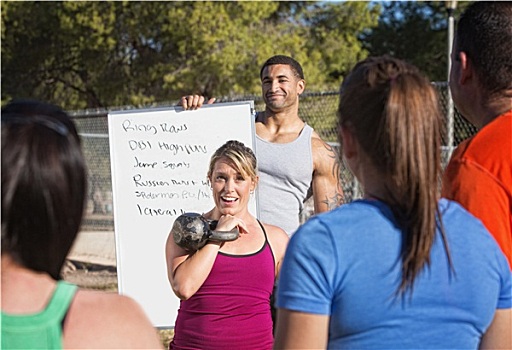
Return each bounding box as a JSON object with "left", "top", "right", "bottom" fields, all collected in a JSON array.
[{"left": 1, "top": 114, "right": 69, "bottom": 136}]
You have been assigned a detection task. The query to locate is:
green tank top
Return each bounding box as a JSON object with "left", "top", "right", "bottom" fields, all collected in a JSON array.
[{"left": 1, "top": 280, "right": 78, "bottom": 350}]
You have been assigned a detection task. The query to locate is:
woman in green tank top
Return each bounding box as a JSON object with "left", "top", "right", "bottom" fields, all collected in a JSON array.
[{"left": 1, "top": 100, "right": 163, "bottom": 349}]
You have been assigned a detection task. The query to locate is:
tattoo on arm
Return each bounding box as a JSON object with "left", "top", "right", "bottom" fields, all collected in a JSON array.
[
  {"left": 323, "top": 142, "right": 344, "bottom": 208},
  {"left": 321, "top": 193, "right": 345, "bottom": 210}
]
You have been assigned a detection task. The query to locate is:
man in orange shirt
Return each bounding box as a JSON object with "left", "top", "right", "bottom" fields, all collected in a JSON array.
[{"left": 443, "top": 2, "right": 512, "bottom": 268}]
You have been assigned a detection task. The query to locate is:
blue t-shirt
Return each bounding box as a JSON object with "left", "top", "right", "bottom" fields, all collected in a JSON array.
[{"left": 276, "top": 199, "right": 511, "bottom": 349}]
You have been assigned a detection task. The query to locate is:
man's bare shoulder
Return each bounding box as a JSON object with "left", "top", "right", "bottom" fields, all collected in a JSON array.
[
  {"left": 255, "top": 120, "right": 267, "bottom": 137},
  {"left": 310, "top": 131, "right": 338, "bottom": 164},
  {"left": 309, "top": 129, "right": 344, "bottom": 209},
  {"left": 311, "top": 129, "right": 331, "bottom": 146}
]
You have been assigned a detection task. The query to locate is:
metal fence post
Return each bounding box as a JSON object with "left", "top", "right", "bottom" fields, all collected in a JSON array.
[{"left": 446, "top": 0, "right": 458, "bottom": 159}]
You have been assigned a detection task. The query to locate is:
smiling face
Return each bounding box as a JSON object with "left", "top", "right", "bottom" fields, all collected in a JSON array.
[
  {"left": 209, "top": 157, "right": 256, "bottom": 217},
  {"left": 261, "top": 64, "right": 305, "bottom": 112}
]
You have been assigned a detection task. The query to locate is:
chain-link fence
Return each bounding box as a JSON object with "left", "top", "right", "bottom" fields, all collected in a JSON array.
[{"left": 71, "top": 83, "right": 477, "bottom": 232}]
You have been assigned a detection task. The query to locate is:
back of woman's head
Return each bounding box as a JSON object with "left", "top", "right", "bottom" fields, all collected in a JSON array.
[
  {"left": 338, "top": 56, "right": 447, "bottom": 294},
  {"left": 1, "top": 99, "right": 87, "bottom": 280}
]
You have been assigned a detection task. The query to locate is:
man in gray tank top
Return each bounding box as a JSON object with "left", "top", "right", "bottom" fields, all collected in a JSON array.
[{"left": 181, "top": 55, "right": 344, "bottom": 236}]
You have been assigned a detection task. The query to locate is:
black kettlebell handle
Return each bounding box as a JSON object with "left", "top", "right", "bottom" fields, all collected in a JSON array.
[
  {"left": 207, "top": 220, "right": 239, "bottom": 241},
  {"left": 172, "top": 212, "right": 239, "bottom": 252}
]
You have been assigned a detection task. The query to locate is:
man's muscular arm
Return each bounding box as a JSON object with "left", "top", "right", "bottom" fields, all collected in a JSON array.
[{"left": 311, "top": 136, "right": 344, "bottom": 213}]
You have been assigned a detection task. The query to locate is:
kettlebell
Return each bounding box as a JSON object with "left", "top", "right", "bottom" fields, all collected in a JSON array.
[{"left": 172, "top": 212, "right": 239, "bottom": 252}]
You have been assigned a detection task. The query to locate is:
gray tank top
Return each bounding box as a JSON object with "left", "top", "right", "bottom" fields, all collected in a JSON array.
[{"left": 255, "top": 124, "right": 314, "bottom": 236}]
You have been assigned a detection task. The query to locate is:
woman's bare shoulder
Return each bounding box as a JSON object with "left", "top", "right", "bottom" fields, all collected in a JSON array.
[
  {"left": 73, "top": 289, "right": 146, "bottom": 315},
  {"left": 262, "top": 223, "right": 289, "bottom": 247},
  {"left": 64, "top": 290, "right": 163, "bottom": 349}
]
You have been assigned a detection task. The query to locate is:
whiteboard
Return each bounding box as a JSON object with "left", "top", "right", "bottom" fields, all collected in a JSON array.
[{"left": 108, "top": 102, "right": 257, "bottom": 328}]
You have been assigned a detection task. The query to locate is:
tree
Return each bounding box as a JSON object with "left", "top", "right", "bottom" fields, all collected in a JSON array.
[
  {"left": 361, "top": 1, "right": 470, "bottom": 82},
  {"left": 303, "top": 1, "right": 381, "bottom": 84},
  {"left": 1, "top": 1, "right": 379, "bottom": 109},
  {"left": 2, "top": 1, "right": 126, "bottom": 108}
]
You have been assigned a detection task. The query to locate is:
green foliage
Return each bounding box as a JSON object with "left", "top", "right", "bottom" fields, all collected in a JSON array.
[
  {"left": 2, "top": 0, "right": 474, "bottom": 121},
  {"left": 160, "top": 1, "right": 284, "bottom": 98},
  {"left": 1, "top": 1, "right": 379, "bottom": 109},
  {"left": 304, "top": 1, "right": 381, "bottom": 85},
  {"left": 362, "top": 1, "right": 471, "bottom": 81}
]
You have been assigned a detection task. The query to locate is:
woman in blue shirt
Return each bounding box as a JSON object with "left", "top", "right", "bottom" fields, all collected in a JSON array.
[{"left": 274, "top": 56, "right": 511, "bottom": 349}]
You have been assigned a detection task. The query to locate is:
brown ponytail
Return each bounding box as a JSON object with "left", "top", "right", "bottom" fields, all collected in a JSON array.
[{"left": 338, "top": 56, "right": 453, "bottom": 294}]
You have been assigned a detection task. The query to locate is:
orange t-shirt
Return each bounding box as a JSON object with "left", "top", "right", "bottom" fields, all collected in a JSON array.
[{"left": 442, "top": 110, "right": 512, "bottom": 269}]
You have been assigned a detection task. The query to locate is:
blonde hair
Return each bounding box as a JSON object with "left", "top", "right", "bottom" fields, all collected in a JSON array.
[{"left": 207, "top": 140, "right": 257, "bottom": 182}]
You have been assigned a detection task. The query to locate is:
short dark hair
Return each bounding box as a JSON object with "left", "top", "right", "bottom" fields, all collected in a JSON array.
[
  {"left": 1, "top": 100, "right": 87, "bottom": 280},
  {"left": 259, "top": 55, "right": 305, "bottom": 80},
  {"left": 456, "top": 1, "right": 512, "bottom": 95}
]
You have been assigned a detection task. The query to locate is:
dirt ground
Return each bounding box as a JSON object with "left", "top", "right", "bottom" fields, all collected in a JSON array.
[
  {"left": 61, "top": 260, "right": 174, "bottom": 348},
  {"left": 62, "top": 260, "right": 118, "bottom": 291}
]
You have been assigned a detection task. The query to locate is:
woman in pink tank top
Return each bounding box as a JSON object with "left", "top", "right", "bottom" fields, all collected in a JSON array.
[{"left": 166, "top": 140, "right": 289, "bottom": 350}]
